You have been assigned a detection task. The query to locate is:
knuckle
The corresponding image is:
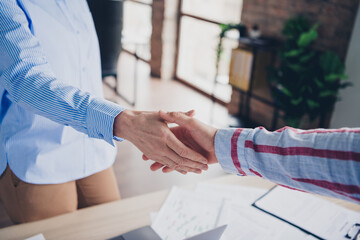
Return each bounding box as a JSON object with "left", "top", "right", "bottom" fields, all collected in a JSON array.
[
  {"left": 178, "top": 148, "right": 188, "bottom": 157},
  {"left": 177, "top": 158, "right": 185, "bottom": 166},
  {"left": 169, "top": 112, "right": 177, "bottom": 118},
  {"left": 168, "top": 162, "right": 176, "bottom": 169}
]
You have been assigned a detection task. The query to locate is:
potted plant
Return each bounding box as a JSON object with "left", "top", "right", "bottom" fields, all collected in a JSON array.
[
  {"left": 268, "top": 16, "right": 351, "bottom": 128},
  {"left": 215, "top": 23, "right": 246, "bottom": 83}
]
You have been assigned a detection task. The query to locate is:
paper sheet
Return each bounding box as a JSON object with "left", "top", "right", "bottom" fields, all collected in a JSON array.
[
  {"left": 25, "top": 234, "right": 46, "bottom": 240},
  {"left": 150, "top": 212, "right": 158, "bottom": 223},
  {"left": 151, "top": 187, "right": 223, "bottom": 240},
  {"left": 254, "top": 186, "right": 360, "bottom": 240},
  {"left": 195, "top": 183, "right": 266, "bottom": 206},
  {"left": 150, "top": 184, "right": 266, "bottom": 225}
]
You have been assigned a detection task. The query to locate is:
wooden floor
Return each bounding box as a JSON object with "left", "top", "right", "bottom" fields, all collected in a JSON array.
[{"left": 0, "top": 53, "right": 230, "bottom": 228}]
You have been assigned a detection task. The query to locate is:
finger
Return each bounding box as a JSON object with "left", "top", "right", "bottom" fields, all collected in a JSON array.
[
  {"left": 160, "top": 110, "right": 194, "bottom": 124},
  {"left": 185, "top": 110, "right": 195, "bottom": 117},
  {"left": 159, "top": 110, "right": 195, "bottom": 129},
  {"left": 164, "top": 155, "right": 203, "bottom": 174},
  {"left": 150, "top": 162, "right": 185, "bottom": 174},
  {"left": 150, "top": 162, "right": 164, "bottom": 171},
  {"left": 142, "top": 154, "right": 149, "bottom": 160},
  {"left": 148, "top": 155, "right": 179, "bottom": 170},
  {"left": 165, "top": 149, "right": 207, "bottom": 172},
  {"left": 144, "top": 154, "right": 180, "bottom": 171},
  {"left": 162, "top": 166, "right": 176, "bottom": 173},
  {"left": 166, "top": 132, "right": 208, "bottom": 164}
]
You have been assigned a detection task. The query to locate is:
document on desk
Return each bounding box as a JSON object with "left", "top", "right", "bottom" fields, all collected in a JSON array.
[
  {"left": 151, "top": 184, "right": 315, "bottom": 240},
  {"left": 151, "top": 187, "right": 223, "bottom": 240},
  {"left": 195, "top": 184, "right": 317, "bottom": 239},
  {"left": 25, "top": 233, "right": 46, "bottom": 240},
  {"left": 217, "top": 201, "right": 316, "bottom": 240},
  {"left": 253, "top": 186, "right": 360, "bottom": 240},
  {"left": 195, "top": 183, "right": 266, "bottom": 206}
]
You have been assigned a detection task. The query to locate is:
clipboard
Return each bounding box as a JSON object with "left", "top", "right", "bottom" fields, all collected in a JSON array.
[{"left": 252, "top": 186, "right": 360, "bottom": 240}]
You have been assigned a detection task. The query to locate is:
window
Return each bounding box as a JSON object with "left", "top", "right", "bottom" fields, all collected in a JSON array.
[
  {"left": 176, "top": 0, "right": 243, "bottom": 103},
  {"left": 122, "top": 0, "right": 152, "bottom": 61}
]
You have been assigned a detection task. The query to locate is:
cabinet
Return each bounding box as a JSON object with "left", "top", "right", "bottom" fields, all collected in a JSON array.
[{"left": 228, "top": 37, "right": 281, "bottom": 130}]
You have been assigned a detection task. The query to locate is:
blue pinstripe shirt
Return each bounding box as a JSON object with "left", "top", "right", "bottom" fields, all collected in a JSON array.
[{"left": 0, "top": 0, "right": 124, "bottom": 183}]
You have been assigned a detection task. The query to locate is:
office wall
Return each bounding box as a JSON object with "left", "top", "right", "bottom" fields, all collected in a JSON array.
[
  {"left": 330, "top": 5, "right": 360, "bottom": 128},
  {"left": 241, "top": 0, "right": 360, "bottom": 60}
]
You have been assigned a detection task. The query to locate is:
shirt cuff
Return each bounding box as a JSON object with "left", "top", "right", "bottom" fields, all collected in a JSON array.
[
  {"left": 215, "top": 128, "right": 253, "bottom": 176},
  {"left": 86, "top": 98, "right": 125, "bottom": 146}
]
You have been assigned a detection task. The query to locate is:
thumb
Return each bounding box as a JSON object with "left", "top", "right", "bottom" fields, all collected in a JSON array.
[{"left": 185, "top": 109, "right": 195, "bottom": 117}]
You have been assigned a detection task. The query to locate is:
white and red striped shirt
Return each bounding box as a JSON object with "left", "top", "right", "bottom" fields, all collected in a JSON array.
[{"left": 214, "top": 127, "right": 360, "bottom": 204}]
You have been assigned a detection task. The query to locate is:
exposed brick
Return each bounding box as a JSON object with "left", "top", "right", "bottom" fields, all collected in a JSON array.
[{"left": 241, "top": 0, "right": 359, "bottom": 59}]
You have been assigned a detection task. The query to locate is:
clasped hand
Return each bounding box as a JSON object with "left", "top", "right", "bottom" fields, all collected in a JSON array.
[
  {"left": 114, "top": 109, "right": 211, "bottom": 174},
  {"left": 145, "top": 110, "right": 219, "bottom": 174}
]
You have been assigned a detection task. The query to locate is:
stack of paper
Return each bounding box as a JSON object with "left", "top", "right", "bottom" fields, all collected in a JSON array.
[{"left": 151, "top": 184, "right": 316, "bottom": 240}]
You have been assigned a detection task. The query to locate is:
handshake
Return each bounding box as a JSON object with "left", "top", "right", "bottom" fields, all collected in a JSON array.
[{"left": 113, "top": 109, "right": 218, "bottom": 175}]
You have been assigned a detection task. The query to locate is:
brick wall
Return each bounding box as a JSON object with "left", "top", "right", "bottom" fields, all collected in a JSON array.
[{"left": 241, "top": 0, "right": 360, "bottom": 60}]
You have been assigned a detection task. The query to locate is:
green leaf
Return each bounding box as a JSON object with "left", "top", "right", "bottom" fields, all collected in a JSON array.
[
  {"left": 319, "top": 90, "right": 337, "bottom": 98},
  {"left": 297, "top": 26, "right": 318, "bottom": 48},
  {"left": 283, "top": 16, "right": 311, "bottom": 40},
  {"left": 324, "top": 74, "right": 347, "bottom": 82},
  {"left": 291, "top": 97, "right": 303, "bottom": 105},
  {"left": 286, "top": 63, "right": 305, "bottom": 72},
  {"left": 325, "top": 74, "right": 341, "bottom": 82},
  {"left": 307, "top": 99, "right": 320, "bottom": 109},
  {"left": 314, "top": 78, "right": 324, "bottom": 88},
  {"left": 319, "top": 51, "right": 345, "bottom": 76},
  {"left": 279, "top": 85, "right": 293, "bottom": 97},
  {"left": 299, "top": 51, "right": 315, "bottom": 63},
  {"left": 284, "top": 49, "right": 303, "bottom": 57}
]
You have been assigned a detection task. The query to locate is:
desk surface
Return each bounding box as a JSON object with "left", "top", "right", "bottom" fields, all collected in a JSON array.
[{"left": 1, "top": 175, "right": 359, "bottom": 240}]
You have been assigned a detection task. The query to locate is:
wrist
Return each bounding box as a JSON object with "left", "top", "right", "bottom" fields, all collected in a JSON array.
[
  {"left": 113, "top": 109, "right": 137, "bottom": 140},
  {"left": 212, "top": 128, "right": 219, "bottom": 163}
]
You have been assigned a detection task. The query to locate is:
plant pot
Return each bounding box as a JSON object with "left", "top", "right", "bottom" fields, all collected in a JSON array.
[{"left": 283, "top": 115, "right": 320, "bottom": 129}]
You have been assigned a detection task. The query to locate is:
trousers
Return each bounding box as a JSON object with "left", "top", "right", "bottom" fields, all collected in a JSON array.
[{"left": 0, "top": 166, "right": 120, "bottom": 223}]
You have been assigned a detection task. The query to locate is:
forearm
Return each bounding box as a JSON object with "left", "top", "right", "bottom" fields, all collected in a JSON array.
[
  {"left": 0, "top": 0, "right": 124, "bottom": 145},
  {"left": 215, "top": 127, "right": 360, "bottom": 203}
]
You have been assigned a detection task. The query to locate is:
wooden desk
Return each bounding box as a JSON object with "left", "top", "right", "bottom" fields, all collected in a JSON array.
[{"left": 1, "top": 175, "right": 359, "bottom": 240}]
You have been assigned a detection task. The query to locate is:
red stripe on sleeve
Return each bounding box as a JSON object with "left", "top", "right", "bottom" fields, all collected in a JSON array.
[
  {"left": 275, "top": 126, "right": 360, "bottom": 134},
  {"left": 291, "top": 178, "right": 360, "bottom": 195},
  {"left": 231, "top": 129, "right": 247, "bottom": 175},
  {"left": 245, "top": 141, "right": 360, "bottom": 162},
  {"left": 277, "top": 184, "right": 307, "bottom": 193},
  {"left": 249, "top": 168, "right": 262, "bottom": 177}
]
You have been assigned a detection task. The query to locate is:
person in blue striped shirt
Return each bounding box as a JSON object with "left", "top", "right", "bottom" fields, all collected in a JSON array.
[
  {"left": 147, "top": 111, "right": 360, "bottom": 204},
  {"left": 0, "top": 0, "right": 207, "bottom": 223}
]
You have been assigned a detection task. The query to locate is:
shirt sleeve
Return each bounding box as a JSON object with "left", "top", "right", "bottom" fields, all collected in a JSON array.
[
  {"left": 215, "top": 127, "right": 360, "bottom": 203},
  {"left": 0, "top": 0, "right": 124, "bottom": 145}
]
